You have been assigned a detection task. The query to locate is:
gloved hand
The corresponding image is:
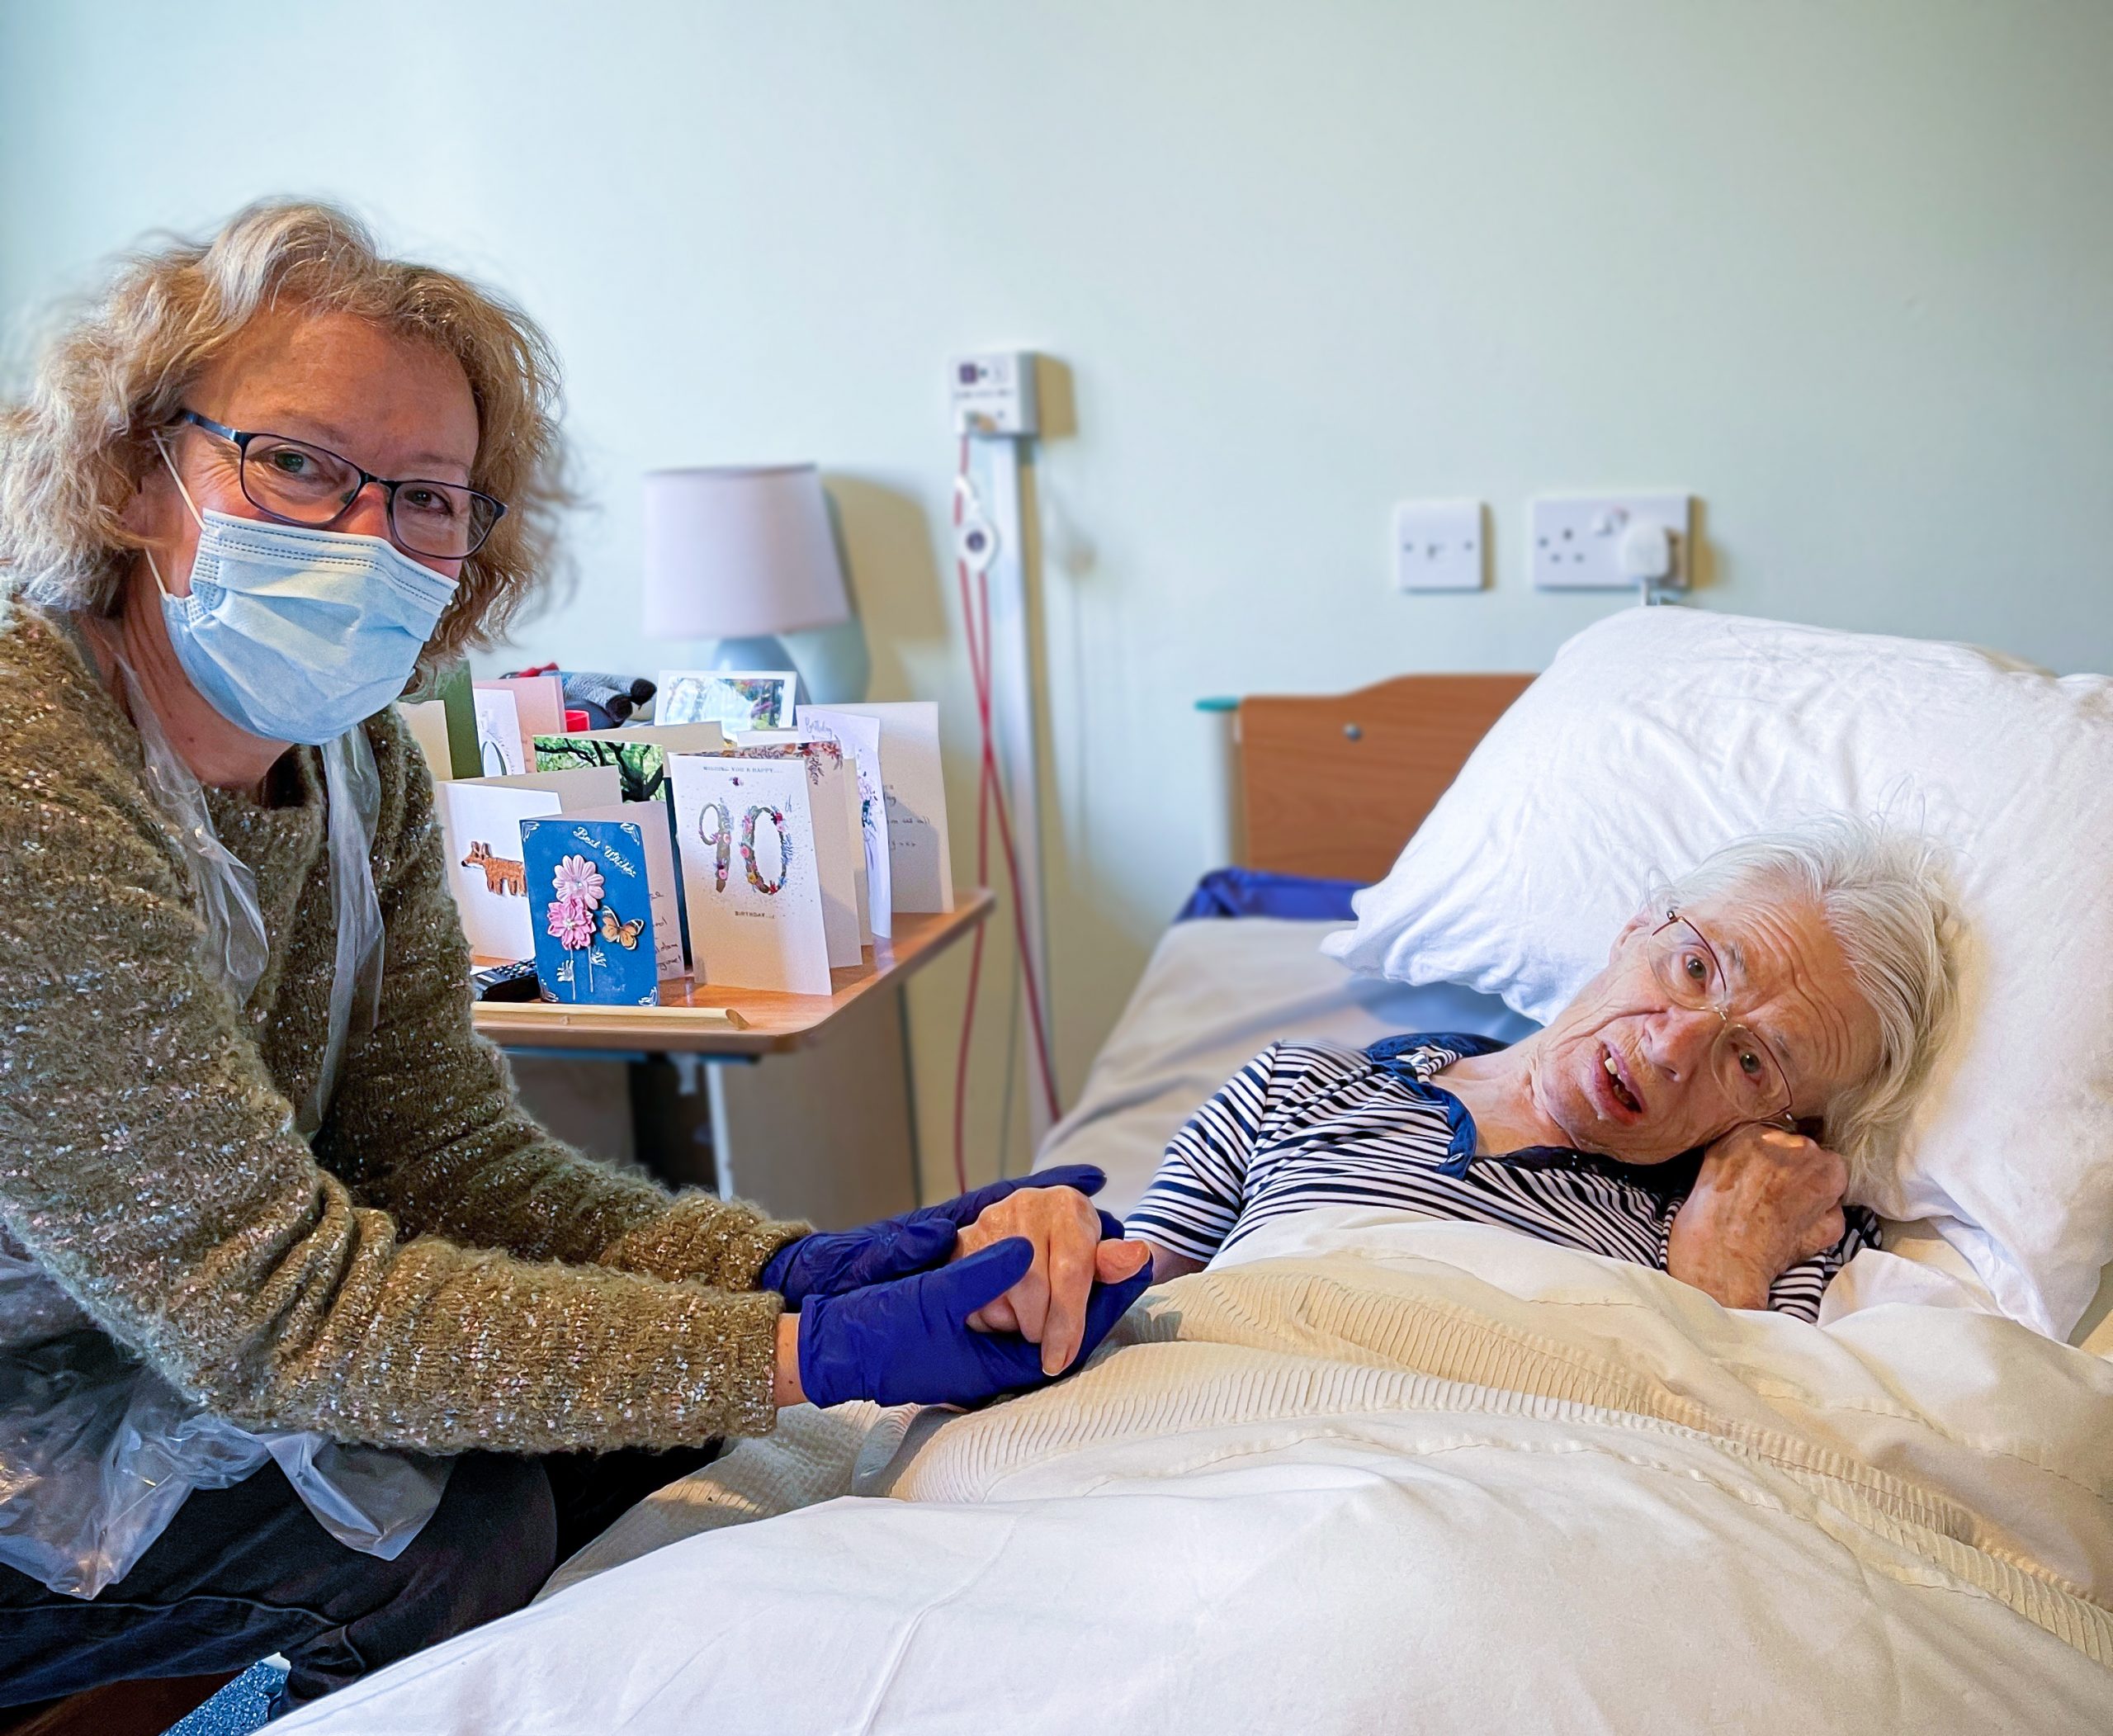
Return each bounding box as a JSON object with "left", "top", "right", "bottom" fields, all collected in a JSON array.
[
  {"left": 794, "top": 1235, "right": 1154, "bottom": 1411},
  {"left": 759, "top": 1164, "right": 1110, "bottom": 1306}
]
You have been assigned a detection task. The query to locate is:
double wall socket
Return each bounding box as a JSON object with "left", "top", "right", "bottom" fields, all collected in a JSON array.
[{"left": 1529, "top": 494, "right": 1693, "bottom": 591}]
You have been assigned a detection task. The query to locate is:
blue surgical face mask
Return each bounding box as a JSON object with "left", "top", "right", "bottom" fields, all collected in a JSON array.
[{"left": 149, "top": 441, "right": 458, "bottom": 745}]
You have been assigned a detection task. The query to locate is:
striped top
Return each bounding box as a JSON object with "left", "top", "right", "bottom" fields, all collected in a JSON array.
[{"left": 1126, "top": 1034, "right": 1878, "bottom": 1322}]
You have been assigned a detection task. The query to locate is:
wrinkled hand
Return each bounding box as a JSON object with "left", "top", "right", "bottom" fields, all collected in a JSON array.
[
  {"left": 790, "top": 1237, "right": 1148, "bottom": 1411},
  {"left": 955, "top": 1185, "right": 1152, "bottom": 1374},
  {"left": 1666, "top": 1124, "right": 1850, "bottom": 1311},
  {"left": 759, "top": 1165, "right": 1115, "bottom": 1307}
]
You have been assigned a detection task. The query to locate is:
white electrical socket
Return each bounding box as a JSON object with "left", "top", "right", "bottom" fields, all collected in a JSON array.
[
  {"left": 948, "top": 351, "right": 1039, "bottom": 437},
  {"left": 1529, "top": 493, "right": 1693, "bottom": 591},
  {"left": 1393, "top": 499, "right": 1487, "bottom": 592}
]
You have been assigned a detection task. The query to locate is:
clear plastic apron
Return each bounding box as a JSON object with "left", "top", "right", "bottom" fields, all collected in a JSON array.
[{"left": 0, "top": 616, "right": 449, "bottom": 1597}]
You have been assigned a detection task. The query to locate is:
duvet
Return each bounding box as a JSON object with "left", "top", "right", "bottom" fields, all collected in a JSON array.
[{"left": 283, "top": 1211, "right": 2113, "bottom": 1734}]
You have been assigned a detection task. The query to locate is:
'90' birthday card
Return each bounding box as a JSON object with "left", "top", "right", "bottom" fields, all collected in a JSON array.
[{"left": 667, "top": 754, "right": 833, "bottom": 996}]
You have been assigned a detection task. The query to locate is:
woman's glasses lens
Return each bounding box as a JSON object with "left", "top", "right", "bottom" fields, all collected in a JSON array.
[
  {"left": 390, "top": 481, "right": 499, "bottom": 560},
  {"left": 240, "top": 435, "right": 359, "bottom": 518},
  {"left": 238, "top": 435, "right": 498, "bottom": 559}
]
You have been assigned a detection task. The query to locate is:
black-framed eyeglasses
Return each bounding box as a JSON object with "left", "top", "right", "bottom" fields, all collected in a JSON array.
[
  {"left": 168, "top": 409, "right": 506, "bottom": 561},
  {"left": 1645, "top": 910, "right": 1798, "bottom": 1125}
]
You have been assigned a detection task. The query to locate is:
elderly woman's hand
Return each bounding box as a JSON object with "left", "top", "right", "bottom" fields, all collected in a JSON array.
[
  {"left": 1666, "top": 1124, "right": 1850, "bottom": 1311},
  {"left": 954, "top": 1186, "right": 1152, "bottom": 1375}
]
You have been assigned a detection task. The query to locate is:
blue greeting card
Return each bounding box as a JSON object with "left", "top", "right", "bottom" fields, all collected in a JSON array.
[{"left": 519, "top": 817, "right": 664, "bottom": 1005}]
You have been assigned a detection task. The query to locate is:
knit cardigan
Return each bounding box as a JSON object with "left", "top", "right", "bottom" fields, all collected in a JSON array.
[{"left": 0, "top": 600, "right": 804, "bottom": 1454}]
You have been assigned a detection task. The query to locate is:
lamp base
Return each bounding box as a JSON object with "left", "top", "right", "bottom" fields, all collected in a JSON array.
[
  {"left": 697, "top": 634, "right": 800, "bottom": 684},
  {"left": 682, "top": 627, "right": 869, "bottom": 710}
]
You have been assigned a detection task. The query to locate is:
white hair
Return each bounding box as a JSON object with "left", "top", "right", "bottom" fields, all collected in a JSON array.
[{"left": 1651, "top": 815, "right": 1958, "bottom": 1185}]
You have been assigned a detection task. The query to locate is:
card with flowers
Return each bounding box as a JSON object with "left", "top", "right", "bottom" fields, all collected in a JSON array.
[
  {"left": 811, "top": 702, "right": 953, "bottom": 915},
  {"left": 797, "top": 705, "right": 891, "bottom": 939},
  {"left": 667, "top": 754, "right": 833, "bottom": 996},
  {"left": 518, "top": 817, "right": 671, "bottom": 1005},
  {"left": 720, "top": 734, "right": 864, "bottom": 967}
]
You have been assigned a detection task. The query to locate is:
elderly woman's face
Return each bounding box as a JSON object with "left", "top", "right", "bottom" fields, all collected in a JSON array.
[
  {"left": 1528, "top": 886, "right": 1883, "bottom": 1163},
  {"left": 130, "top": 309, "right": 480, "bottom": 593}
]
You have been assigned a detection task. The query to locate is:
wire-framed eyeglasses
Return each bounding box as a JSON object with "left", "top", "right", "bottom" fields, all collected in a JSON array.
[
  {"left": 1645, "top": 910, "right": 1797, "bottom": 1125},
  {"left": 168, "top": 409, "right": 506, "bottom": 561}
]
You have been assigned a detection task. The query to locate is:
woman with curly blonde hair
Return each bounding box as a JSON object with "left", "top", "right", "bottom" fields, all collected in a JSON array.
[{"left": 0, "top": 201, "right": 1145, "bottom": 1715}]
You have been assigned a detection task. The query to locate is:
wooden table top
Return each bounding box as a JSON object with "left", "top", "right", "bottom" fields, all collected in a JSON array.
[{"left": 471, "top": 890, "right": 995, "bottom": 1056}]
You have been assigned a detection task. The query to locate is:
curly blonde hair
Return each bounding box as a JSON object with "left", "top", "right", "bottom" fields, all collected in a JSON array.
[{"left": 0, "top": 199, "right": 570, "bottom": 669}]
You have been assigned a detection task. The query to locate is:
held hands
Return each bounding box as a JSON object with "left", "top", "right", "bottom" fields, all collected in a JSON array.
[
  {"left": 761, "top": 1164, "right": 1155, "bottom": 1409},
  {"left": 784, "top": 1237, "right": 1151, "bottom": 1410},
  {"left": 759, "top": 1164, "right": 1116, "bottom": 1307},
  {"left": 1666, "top": 1123, "right": 1851, "bottom": 1312},
  {"left": 953, "top": 1187, "right": 1152, "bottom": 1376}
]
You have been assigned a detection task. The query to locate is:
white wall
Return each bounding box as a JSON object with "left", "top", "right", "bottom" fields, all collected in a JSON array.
[{"left": 5, "top": 2, "right": 2109, "bottom": 1190}]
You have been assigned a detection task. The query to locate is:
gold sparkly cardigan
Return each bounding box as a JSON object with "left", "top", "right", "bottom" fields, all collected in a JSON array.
[{"left": 0, "top": 601, "right": 804, "bottom": 1453}]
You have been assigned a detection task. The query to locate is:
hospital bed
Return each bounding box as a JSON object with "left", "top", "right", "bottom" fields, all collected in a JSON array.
[{"left": 282, "top": 656, "right": 2113, "bottom": 1734}]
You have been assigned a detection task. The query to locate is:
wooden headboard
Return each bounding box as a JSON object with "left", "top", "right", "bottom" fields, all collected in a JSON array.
[{"left": 1234, "top": 674, "right": 1536, "bottom": 883}]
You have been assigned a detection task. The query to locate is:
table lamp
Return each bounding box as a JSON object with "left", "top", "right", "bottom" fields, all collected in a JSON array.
[{"left": 642, "top": 463, "right": 857, "bottom": 699}]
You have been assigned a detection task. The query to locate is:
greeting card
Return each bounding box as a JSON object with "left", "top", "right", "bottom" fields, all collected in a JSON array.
[
  {"left": 824, "top": 702, "right": 953, "bottom": 914},
  {"left": 478, "top": 674, "right": 565, "bottom": 766},
  {"left": 470, "top": 684, "right": 525, "bottom": 777},
  {"left": 434, "top": 767, "right": 623, "bottom": 959},
  {"left": 434, "top": 660, "right": 482, "bottom": 778},
  {"left": 562, "top": 799, "right": 686, "bottom": 984},
  {"left": 532, "top": 724, "right": 730, "bottom": 972},
  {"left": 797, "top": 704, "right": 891, "bottom": 939},
  {"left": 668, "top": 754, "right": 832, "bottom": 996},
  {"left": 655, "top": 669, "right": 797, "bottom": 731},
  {"left": 723, "top": 735, "right": 863, "bottom": 967},
  {"left": 531, "top": 723, "right": 728, "bottom": 802},
  {"left": 519, "top": 817, "right": 664, "bottom": 1005},
  {"left": 398, "top": 699, "right": 455, "bottom": 783}
]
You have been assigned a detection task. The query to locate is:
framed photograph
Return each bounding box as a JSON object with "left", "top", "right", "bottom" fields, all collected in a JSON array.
[{"left": 656, "top": 669, "right": 797, "bottom": 731}]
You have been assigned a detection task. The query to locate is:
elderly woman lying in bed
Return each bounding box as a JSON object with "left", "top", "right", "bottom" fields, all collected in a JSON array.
[{"left": 1123, "top": 817, "right": 1955, "bottom": 1322}]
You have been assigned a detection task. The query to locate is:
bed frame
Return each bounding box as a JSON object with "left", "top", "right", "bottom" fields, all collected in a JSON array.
[{"left": 1231, "top": 674, "right": 1536, "bottom": 883}]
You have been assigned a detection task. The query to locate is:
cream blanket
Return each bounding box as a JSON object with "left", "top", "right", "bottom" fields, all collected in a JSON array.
[{"left": 286, "top": 1213, "right": 2113, "bottom": 1734}]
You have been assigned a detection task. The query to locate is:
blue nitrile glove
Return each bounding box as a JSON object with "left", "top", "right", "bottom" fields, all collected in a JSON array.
[
  {"left": 759, "top": 1164, "right": 1110, "bottom": 1306},
  {"left": 795, "top": 1236, "right": 1155, "bottom": 1410}
]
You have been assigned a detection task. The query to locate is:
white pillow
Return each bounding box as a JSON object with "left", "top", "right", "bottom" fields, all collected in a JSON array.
[{"left": 1322, "top": 608, "right": 2113, "bottom": 1340}]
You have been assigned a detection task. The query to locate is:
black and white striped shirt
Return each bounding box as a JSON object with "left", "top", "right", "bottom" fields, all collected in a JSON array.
[{"left": 1125, "top": 1034, "right": 1878, "bottom": 1322}]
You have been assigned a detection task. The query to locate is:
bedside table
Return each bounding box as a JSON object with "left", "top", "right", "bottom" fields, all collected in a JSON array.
[{"left": 485, "top": 892, "right": 992, "bottom": 1226}]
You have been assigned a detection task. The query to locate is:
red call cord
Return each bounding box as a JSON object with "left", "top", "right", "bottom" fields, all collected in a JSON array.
[{"left": 950, "top": 435, "right": 1063, "bottom": 1193}]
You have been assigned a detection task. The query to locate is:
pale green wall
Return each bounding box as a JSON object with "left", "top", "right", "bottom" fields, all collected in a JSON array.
[{"left": 5, "top": 2, "right": 2109, "bottom": 1188}]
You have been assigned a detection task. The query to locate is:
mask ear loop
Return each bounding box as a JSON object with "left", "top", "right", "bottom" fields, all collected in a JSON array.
[{"left": 142, "top": 432, "right": 207, "bottom": 598}]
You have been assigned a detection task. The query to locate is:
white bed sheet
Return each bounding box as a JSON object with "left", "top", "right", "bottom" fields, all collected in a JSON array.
[
  {"left": 1037, "top": 917, "right": 2113, "bottom": 1351},
  {"left": 283, "top": 1212, "right": 2113, "bottom": 1735},
  {"left": 275, "top": 919, "right": 2113, "bottom": 1736}
]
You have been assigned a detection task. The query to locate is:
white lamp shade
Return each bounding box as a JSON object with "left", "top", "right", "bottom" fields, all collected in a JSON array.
[{"left": 642, "top": 464, "right": 851, "bottom": 640}]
